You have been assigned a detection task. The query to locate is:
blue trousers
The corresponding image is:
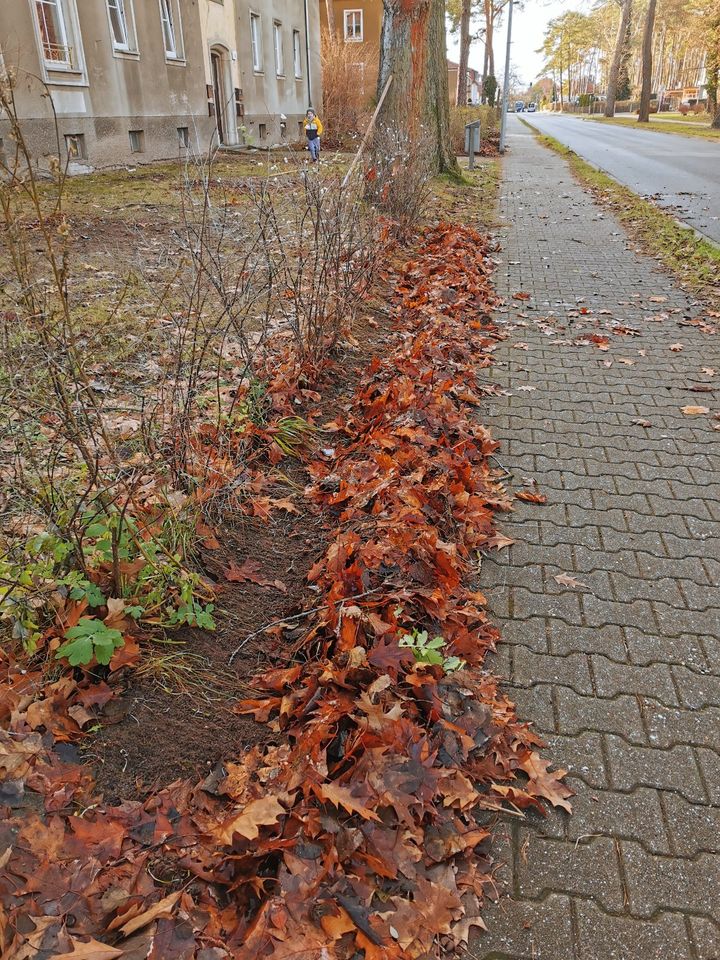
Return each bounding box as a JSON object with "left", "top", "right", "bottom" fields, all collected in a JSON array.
[{"left": 308, "top": 137, "right": 320, "bottom": 160}]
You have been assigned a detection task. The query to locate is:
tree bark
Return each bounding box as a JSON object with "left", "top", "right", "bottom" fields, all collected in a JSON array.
[
  {"left": 481, "top": 15, "right": 489, "bottom": 102},
  {"left": 456, "top": 0, "right": 472, "bottom": 106},
  {"left": 486, "top": 3, "right": 495, "bottom": 77},
  {"left": 325, "top": 0, "right": 336, "bottom": 36},
  {"left": 605, "top": 0, "right": 632, "bottom": 117},
  {"left": 638, "top": 0, "right": 657, "bottom": 122},
  {"left": 378, "top": 0, "right": 459, "bottom": 174},
  {"left": 709, "top": 14, "right": 720, "bottom": 128}
]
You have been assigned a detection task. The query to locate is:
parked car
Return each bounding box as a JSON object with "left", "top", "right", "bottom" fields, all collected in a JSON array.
[
  {"left": 527, "top": 102, "right": 537, "bottom": 112},
  {"left": 515, "top": 100, "right": 525, "bottom": 112}
]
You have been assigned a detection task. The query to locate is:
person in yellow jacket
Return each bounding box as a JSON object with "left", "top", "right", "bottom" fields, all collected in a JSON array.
[{"left": 303, "top": 109, "right": 323, "bottom": 161}]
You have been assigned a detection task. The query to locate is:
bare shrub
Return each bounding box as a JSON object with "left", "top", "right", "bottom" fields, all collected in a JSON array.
[
  {"left": 364, "top": 126, "right": 433, "bottom": 240},
  {"left": 320, "top": 30, "right": 376, "bottom": 146},
  {"left": 449, "top": 105, "right": 500, "bottom": 155},
  {"left": 256, "top": 171, "right": 380, "bottom": 360},
  {"left": 0, "top": 68, "right": 384, "bottom": 654}
]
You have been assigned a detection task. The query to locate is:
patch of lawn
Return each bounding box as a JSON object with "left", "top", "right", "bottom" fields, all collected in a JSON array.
[
  {"left": 530, "top": 128, "right": 720, "bottom": 306},
  {"left": 582, "top": 115, "right": 720, "bottom": 141},
  {"left": 432, "top": 158, "right": 502, "bottom": 230}
]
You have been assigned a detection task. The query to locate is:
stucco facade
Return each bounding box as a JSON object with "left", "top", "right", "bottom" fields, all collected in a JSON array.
[
  {"left": 199, "top": 0, "right": 321, "bottom": 148},
  {"left": 0, "top": 0, "right": 322, "bottom": 171}
]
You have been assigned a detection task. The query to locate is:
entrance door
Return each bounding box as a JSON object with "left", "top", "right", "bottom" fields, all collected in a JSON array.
[{"left": 211, "top": 51, "right": 225, "bottom": 143}]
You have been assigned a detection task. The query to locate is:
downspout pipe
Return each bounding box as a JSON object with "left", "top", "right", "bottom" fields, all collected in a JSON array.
[{"left": 304, "top": 0, "right": 312, "bottom": 106}]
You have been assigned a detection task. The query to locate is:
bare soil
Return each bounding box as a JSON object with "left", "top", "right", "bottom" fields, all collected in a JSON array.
[{"left": 91, "top": 502, "right": 327, "bottom": 802}]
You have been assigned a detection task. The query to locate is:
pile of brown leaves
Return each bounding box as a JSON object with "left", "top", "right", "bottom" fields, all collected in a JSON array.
[{"left": 0, "top": 223, "right": 570, "bottom": 959}]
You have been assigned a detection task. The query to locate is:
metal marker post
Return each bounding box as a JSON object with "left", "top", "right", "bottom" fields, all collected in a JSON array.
[{"left": 498, "top": 0, "right": 514, "bottom": 155}]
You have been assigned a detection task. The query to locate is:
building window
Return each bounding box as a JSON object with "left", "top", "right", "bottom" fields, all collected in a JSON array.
[
  {"left": 177, "top": 126, "right": 190, "bottom": 147},
  {"left": 344, "top": 9, "right": 363, "bottom": 42},
  {"left": 250, "top": 13, "right": 263, "bottom": 72},
  {"left": 293, "top": 29, "right": 302, "bottom": 78},
  {"left": 107, "top": 0, "right": 137, "bottom": 52},
  {"left": 34, "top": 0, "right": 73, "bottom": 66},
  {"left": 129, "top": 129, "right": 144, "bottom": 153},
  {"left": 64, "top": 133, "right": 86, "bottom": 159},
  {"left": 273, "top": 21, "right": 284, "bottom": 76},
  {"left": 159, "top": 0, "right": 183, "bottom": 59},
  {"left": 258, "top": 123, "right": 267, "bottom": 140}
]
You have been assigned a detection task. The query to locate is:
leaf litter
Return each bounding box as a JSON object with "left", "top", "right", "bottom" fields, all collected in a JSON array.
[{"left": 0, "top": 224, "right": 572, "bottom": 958}]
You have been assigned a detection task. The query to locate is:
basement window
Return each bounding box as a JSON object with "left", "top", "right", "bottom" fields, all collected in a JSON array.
[
  {"left": 177, "top": 126, "right": 190, "bottom": 147},
  {"left": 64, "top": 132, "right": 86, "bottom": 159},
  {"left": 129, "top": 129, "right": 145, "bottom": 153}
]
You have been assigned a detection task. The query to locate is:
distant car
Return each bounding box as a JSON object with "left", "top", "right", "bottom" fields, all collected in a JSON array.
[
  {"left": 515, "top": 100, "right": 525, "bottom": 112},
  {"left": 527, "top": 102, "right": 537, "bottom": 112}
]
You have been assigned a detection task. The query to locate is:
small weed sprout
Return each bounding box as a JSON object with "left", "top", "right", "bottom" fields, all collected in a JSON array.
[{"left": 399, "top": 629, "right": 466, "bottom": 673}]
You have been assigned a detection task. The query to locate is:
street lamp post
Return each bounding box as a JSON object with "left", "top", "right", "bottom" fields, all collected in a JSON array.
[{"left": 499, "top": 0, "right": 514, "bottom": 154}]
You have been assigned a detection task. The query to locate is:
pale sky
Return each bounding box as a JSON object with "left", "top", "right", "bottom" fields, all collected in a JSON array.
[{"left": 447, "top": 0, "right": 595, "bottom": 88}]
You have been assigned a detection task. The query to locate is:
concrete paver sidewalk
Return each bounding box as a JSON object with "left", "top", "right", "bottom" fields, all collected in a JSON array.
[{"left": 475, "top": 123, "right": 720, "bottom": 959}]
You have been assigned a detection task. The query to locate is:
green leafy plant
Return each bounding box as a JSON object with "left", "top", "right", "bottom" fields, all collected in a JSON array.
[
  {"left": 56, "top": 617, "right": 124, "bottom": 666},
  {"left": 399, "top": 629, "right": 465, "bottom": 672}
]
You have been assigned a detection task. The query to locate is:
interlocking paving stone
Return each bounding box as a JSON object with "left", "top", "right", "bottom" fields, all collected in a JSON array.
[
  {"left": 604, "top": 734, "right": 707, "bottom": 803},
  {"left": 619, "top": 841, "right": 718, "bottom": 919},
  {"left": 477, "top": 894, "right": 575, "bottom": 960},
  {"left": 515, "top": 834, "right": 625, "bottom": 913},
  {"left": 688, "top": 917, "right": 720, "bottom": 960},
  {"left": 566, "top": 785, "right": 670, "bottom": 855},
  {"left": 473, "top": 125, "right": 720, "bottom": 959},
  {"left": 575, "top": 903, "right": 694, "bottom": 960}
]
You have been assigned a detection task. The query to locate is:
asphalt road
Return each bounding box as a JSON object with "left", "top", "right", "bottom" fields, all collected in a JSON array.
[{"left": 516, "top": 112, "right": 720, "bottom": 245}]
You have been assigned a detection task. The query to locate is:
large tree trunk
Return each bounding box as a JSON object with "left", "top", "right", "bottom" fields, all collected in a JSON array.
[
  {"left": 456, "top": 0, "right": 472, "bottom": 106},
  {"left": 709, "top": 15, "right": 720, "bottom": 128},
  {"left": 378, "top": 0, "right": 458, "bottom": 174},
  {"left": 638, "top": 0, "right": 657, "bottom": 122},
  {"left": 486, "top": 4, "right": 495, "bottom": 77},
  {"left": 605, "top": 0, "right": 632, "bottom": 117},
  {"left": 325, "top": 0, "right": 336, "bottom": 36}
]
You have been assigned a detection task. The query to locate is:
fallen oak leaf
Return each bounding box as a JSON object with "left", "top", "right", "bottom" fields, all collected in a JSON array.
[
  {"left": 518, "top": 752, "right": 574, "bottom": 813},
  {"left": 702, "top": 367, "right": 715, "bottom": 376},
  {"left": 313, "top": 781, "right": 381, "bottom": 822},
  {"left": 515, "top": 385, "right": 537, "bottom": 392},
  {"left": 224, "top": 558, "right": 287, "bottom": 593},
  {"left": 631, "top": 418, "right": 652, "bottom": 428},
  {"left": 118, "top": 891, "right": 181, "bottom": 937},
  {"left": 669, "top": 343, "right": 683, "bottom": 352},
  {"left": 515, "top": 491, "right": 547, "bottom": 505},
  {"left": 554, "top": 573, "right": 587, "bottom": 589},
  {"left": 681, "top": 405, "right": 709, "bottom": 415},
  {"left": 215, "top": 794, "right": 289, "bottom": 843},
  {"left": 485, "top": 532, "right": 515, "bottom": 550},
  {"left": 512, "top": 292, "right": 531, "bottom": 300},
  {"left": 54, "top": 940, "right": 124, "bottom": 960}
]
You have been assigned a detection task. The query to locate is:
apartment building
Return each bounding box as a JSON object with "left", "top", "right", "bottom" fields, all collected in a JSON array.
[
  {"left": 319, "top": 0, "right": 478, "bottom": 106},
  {"left": 0, "top": 0, "right": 321, "bottom": 171},
  {"left": 199, "top": 0, "right": 321, "bottom": 149}
]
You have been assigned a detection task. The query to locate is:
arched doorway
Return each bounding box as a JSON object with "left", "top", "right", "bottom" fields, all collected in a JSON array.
[{"left": 210, "top": 46, "right": 235, "bottom": 145}]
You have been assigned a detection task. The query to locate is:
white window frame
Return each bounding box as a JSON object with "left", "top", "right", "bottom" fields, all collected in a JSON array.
[
  {"left": 33, "top": 0, "right": 72, "bottom": 68},
  {"left": 344, "top": 9, "right": 363, "bottom": 42},
  {"left": 159, "top": 0, "right": 184, "bottom": 61},
  {"left": 107, "top": 0, "right": 138, "bottom": 54},
  {"left": 250, "top": 12, "right": 263, "bottom": 73},
  {"left": 292, "top": 29, "right": 302, "bottom": 79},
  {"left": 273, "top": 21, "right": 284, "bottom": 77}
]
